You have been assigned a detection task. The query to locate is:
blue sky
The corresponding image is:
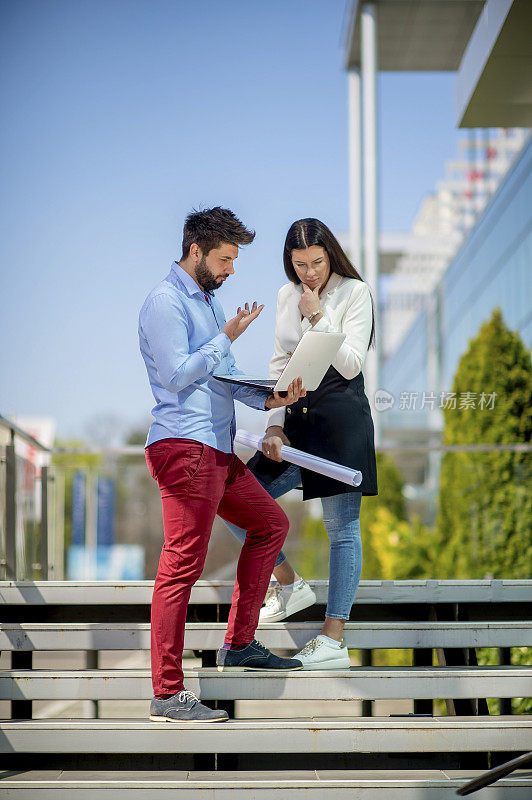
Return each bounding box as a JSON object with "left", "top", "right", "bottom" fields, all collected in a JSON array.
[{"left": 0, "top": 0, "right": 461, "bottom": 442}]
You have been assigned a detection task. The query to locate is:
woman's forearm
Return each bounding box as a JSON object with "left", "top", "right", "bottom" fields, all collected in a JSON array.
[{"left": 266, "top": 425, "right": 284, "bottom": 436}]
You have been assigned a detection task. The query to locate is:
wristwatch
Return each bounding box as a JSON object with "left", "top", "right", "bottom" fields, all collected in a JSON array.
[{"left": 307, "top": 309, "right": 321, "bottom": 323}]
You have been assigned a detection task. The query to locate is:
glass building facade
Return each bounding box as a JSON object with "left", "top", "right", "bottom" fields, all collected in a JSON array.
[
  {"left": 381, "top": 134, "right": 532, "bottom": 437},
  {"left": 441, "top": 135, "right": 532, "bottom": 391}
]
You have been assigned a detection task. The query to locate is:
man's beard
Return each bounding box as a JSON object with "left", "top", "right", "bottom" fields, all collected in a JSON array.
[{"left": 195, "top": 255, "right": 223, "bottom": 292}]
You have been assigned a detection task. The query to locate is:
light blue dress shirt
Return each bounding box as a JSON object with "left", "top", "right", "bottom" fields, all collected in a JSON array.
[{"left": 139, "top": 262, "right": 269, "bottom": 452}]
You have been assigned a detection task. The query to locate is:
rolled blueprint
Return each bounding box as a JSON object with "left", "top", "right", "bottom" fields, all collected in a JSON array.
[{"left": 234, "top": 429, "right": 362, "bottom": 487}]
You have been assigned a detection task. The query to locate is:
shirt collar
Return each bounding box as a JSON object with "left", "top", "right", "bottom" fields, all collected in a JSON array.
[
  {"left": 320, "top": 271, "right": 344, "bottom": 295},
  {"left": 169, "top": 261, "right": 207, "bottom": 298}
]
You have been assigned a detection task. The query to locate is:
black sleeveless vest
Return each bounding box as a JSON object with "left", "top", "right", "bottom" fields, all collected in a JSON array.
[{"left": 247, "top": 365, "right": 378, "bottom": 500}]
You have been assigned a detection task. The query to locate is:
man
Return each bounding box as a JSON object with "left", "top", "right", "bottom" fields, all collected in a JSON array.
[{"left": 139, "top": 206, "right": 305, "bottom": 723}]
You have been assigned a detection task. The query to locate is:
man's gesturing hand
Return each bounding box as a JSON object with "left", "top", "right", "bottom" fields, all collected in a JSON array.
[
  {"left": 265, "top": 377, "right": 306, "bottom": 409},
  {"left": 223, "top": 302, "right": 265, "bottom": 343}
]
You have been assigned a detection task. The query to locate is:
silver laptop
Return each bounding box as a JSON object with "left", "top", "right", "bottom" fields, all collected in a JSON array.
[{"left": 214, "top": 330, "right": 346, "bottom": 393}]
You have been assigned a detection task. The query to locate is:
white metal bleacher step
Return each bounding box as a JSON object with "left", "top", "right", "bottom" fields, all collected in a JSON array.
[
  {"left": 1, "top": 769, "right": 532, "bottom": 798},
  {"left": 1, "top": 717, "right": 530, "bottom": 754},
  {"left": 2, "top": 621, "right": 530, "bottom": 651},
  {"left": 1, "top": 578, "right": 529, "bottom": 605},
  {"left": 1, "top": 666, "right": 530, "bottom": 700}
]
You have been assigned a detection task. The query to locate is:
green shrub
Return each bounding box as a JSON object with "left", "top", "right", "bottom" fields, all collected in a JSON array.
[{"left": 434, "top": 308, "right": 532, "bottom": 578}]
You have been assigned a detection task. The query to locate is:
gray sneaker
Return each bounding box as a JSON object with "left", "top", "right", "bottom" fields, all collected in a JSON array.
[{"left": 149, "top": 689, "right": 229, "bottom": 722}]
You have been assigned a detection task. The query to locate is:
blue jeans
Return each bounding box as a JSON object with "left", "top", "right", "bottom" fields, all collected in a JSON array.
[{"left": 223, "top": 464, "right": 363, "bottom": 620}]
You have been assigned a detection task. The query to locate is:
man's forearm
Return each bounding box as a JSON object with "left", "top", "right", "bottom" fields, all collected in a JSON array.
[
  {"left": 159, "top": 333, "right": 231, "bottom": 393},
  {"left": 231, "top": 384, "right": 272, "bottom": 411}
]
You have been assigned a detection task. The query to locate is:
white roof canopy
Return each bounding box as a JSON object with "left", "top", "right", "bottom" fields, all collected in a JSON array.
[
  {"left": 344, "top": 0, "right": 484, "bottom": 72},
  {"left": 457, "top": 0, "right": 532, "bottom": 126}
]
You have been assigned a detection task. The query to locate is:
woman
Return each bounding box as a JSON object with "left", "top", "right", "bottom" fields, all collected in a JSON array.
[{"left": 224, "top": 218, "right": 378, "bottom": 669}]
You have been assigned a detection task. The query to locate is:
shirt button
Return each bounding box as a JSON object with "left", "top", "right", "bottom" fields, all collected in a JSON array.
[
  {"left": 287, "top": 408, "right": 292, "bottom": 414},
  {"left": 302, "top": 407, "right": 308, "bottom": 414}
]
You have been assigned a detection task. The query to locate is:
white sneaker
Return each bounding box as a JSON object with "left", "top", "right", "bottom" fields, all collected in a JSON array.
[
  {"left": 294, "top": 635, "right": 351, "bottom": 670},
  {"left": 259, "top": 579, "right": 317, "bottom": 622}
]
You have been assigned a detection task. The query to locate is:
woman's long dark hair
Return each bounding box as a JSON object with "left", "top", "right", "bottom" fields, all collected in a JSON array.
[{"left": 283, "top": 218, "right": 376, "bottom": 349}]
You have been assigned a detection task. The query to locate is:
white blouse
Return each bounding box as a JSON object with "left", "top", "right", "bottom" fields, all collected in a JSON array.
[{"left": 266, "top": 271, "right": 373, "bottom": 429}]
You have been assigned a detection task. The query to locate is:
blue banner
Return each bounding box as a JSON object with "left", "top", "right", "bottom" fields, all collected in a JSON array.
[
  {"left": 71, "top": 471, "right": 86, "bottom": 545},
  {"left": 97, "top": 478, "right": 115, "bottom": 546},
  {"left": 67, "top": 544, "right": 144, "bottom": 580}
]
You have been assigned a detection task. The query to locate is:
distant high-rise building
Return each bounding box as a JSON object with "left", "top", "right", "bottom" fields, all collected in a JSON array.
[{"left": 383, "top": 128, "right": 530, "bottom": 359}]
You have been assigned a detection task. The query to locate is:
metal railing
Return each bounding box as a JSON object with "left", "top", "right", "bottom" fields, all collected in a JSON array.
[
  {"left": 2, "top": 412, "right": 531, "bottom": 583},
  {"left": 0, "top": 414, "right": 53, "bottom": 580}
]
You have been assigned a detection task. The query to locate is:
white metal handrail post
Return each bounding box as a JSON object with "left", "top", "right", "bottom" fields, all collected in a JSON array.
[
  {"left": 4, "top": 428, "right": 16, "bottom": 581},
  {"left": 361, "top": 1, "right": 380, "bottom": 445},
  {"left": 348, "top": 67, "right": 362, "bottom": 273}
]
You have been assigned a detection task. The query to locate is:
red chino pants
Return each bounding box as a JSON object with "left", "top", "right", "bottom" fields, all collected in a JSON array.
[{"left": 145, "top": 437, "right": 289, "bottom": 696}]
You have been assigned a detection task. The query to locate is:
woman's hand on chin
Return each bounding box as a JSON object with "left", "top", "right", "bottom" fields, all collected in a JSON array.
[{"left": 298, "top": 284, "right": 321, "bottom": 318}]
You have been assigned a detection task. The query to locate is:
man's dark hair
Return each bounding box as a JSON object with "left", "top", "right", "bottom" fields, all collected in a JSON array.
[{"left": 181, "top": 206, "right": 255, "bottom": 259}]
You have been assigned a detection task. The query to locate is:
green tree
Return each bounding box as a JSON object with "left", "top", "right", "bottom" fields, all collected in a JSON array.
[
  {"left": 297, "top": 452, "right": 408, "bottom": 580},
  {"left": 296, "top": 517, "right": 329, "bottom": 579},
  {"left": 358, "top": 451, "right": 408, "bottom": 579},
  {"left": 367, "top": 506, "right": 434, "bottom": 580},
  {"left": 434, "top": 307, "right": 532, "bottom": 578}
]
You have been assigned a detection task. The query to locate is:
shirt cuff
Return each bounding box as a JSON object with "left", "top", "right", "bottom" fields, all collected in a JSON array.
[
  {"left": 266, "top": 406, "right": 286, "bottom": 428},
  {"left": 310, "top": 313, "right": 331, "bottom": 333},
  {"left": 212, "top": 331, "right": 232, "bottom": 355},
  {"left": 233, "top": 385, "right": 272, "bottom": 411},
  {"left": 200, "top": 331, "right": 232, "bottom": 375}
]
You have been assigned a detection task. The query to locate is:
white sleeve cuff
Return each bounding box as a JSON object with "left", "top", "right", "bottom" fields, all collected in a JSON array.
[
  {"left": 266, "top": 406, "right": 286, "bottom": 428},
  {"left": 310, "top": 314, "right": 331, "bottom": 333}
]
